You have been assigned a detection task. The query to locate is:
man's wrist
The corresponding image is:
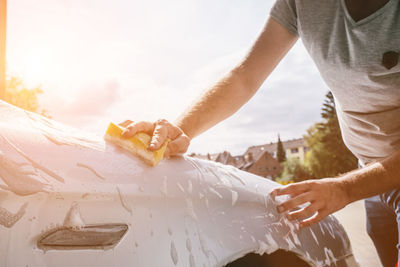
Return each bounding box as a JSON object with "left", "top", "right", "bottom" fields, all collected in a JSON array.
[{"left": 338, "top": 175, "right": 357, "bottom": 204}]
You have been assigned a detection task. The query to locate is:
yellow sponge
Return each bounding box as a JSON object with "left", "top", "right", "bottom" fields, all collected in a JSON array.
[{"left": 104, "top": 122, "right": 169, "bottom": 166}]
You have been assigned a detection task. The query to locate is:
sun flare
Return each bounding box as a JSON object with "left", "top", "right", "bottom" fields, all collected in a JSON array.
[{"left": 19, "top": 47, "right": 59, "bottom": 88}]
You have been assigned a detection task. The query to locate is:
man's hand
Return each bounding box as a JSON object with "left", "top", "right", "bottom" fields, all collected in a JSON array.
[
  {"left": 270, "top": 178, "right": 350, "bottom": 227},
  {"left": 118, "top": 119, "right": 190, "bottom": 158}
]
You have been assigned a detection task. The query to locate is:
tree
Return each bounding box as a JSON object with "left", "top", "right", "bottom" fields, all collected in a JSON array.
[
  {"left": 0, "top": 0, "right": 6, "bottom": 100},
  {"left": 304, "top": 91, "right": 357, "bottom": 178},
  {"left": 280, "top": 157, "right": 313, "bottom": 182},
  {"left": 5, "top": 75, "right": 48, "bottom": 116},
  {"left": 276, "top": 134, "right": 286, "bottom": 163}
]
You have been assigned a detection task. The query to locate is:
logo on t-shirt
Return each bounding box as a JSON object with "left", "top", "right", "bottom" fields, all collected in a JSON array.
[{"left": 382, "top": 51, "right": 399, "bottom": 70}]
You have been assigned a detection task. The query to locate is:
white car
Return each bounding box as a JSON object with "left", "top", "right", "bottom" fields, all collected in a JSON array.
[{"left": 0, "top": 102, "right": 358, "bottom": 267}]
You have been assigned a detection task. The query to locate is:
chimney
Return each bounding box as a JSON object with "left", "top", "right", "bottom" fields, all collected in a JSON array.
[{"left": 247, "top": 152, "right": 253, "bottom": 162}]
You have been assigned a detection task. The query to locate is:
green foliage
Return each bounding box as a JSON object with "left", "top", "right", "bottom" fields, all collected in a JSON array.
[
  {"left": 5, "top": 75, "right": 48, "bottom": 116},
  {"left": 276, "top": 134, "right": 286, "bottom": 163},
  {"left": 280, "top": 157, "right": 313, "bottom": 182},
  {"left": 304, "top": 92, "right": 357, "bottom": 178}
]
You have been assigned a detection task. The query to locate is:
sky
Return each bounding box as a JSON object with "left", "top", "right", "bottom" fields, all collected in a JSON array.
[{"left": 6, "top": 0, "right": 329, "bottom": 156}]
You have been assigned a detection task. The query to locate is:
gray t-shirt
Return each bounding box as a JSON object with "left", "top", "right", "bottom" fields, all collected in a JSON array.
[{"left": 270, "top": 0, "right": 400, "bottom": 163}]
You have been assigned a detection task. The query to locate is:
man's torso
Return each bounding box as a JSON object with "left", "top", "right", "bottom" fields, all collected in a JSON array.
[{"left": 271, "top": 0, "right": 400, "bottom": 163}]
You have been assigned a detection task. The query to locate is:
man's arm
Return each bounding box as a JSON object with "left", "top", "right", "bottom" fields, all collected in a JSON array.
[
  {"left": 176, "top": 18, "right": 297, "bottom": 140},
  {"left": 271, "top": 150, "right": 400, "bottom": 227},
  {"left": 122, "top": 17, "right": 298, "bottom": 157}
]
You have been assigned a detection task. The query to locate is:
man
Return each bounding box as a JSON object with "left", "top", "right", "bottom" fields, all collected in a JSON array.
[{"left": 120, "top": 0, "right": 400, "bottom": 266}]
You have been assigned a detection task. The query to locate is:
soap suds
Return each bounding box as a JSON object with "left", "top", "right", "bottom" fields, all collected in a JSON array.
[
  {"left": 285, "top": 236, "right": 296, "bottom": 250},
  {"left": 198, "top": 231, "right": 210, "bottom": 258},
  {"left": 213, "top": 164, "right": 246, "bottom": 186},
  {"left": 319, "top": 224, "right": 325, "bottom": 235},
  {"left": 42, "top": 134, "right": 68, "bottom": 146},
  {"left": 185, "top": 198, "right": 198, "bottom": 220},
  {"left": 185, "top": 157, "right": 206, "bottom": 181},
  {"left": 189, "top": 253, "right": 196, "bottom": 267},
  {"left": 310, "top": 229, "right": 319, "bottom": 245},
  {"left": 0, "top": 152, "right": 49, "bottom": 196},
  {"left": 227, "top": 171, "right": 246, "bottom": 186},
  {"left": 116, "top": 186, "right": 133, "bottom": 215},
  {"left": 324, "top": 247, "right": 338, "bottom": 266},
  {"left": 255, "top": 240, "right": 268, "bottom": 255},
  {"left": 264, "top": 233, "right": 279, "bottom": 254},
  {"left": 187, "top": 180, "right": 193, "bottom": 194},
  {"left": 1, "top": 134, "right": 64, "bottom": 183},
  {"left": 186, "top": 238, "right": 192, "bottom": 252},
  {"left": 177, "top": 182, "right": 186, "bottom": 194},
  {"left": 160, "top": 176, "right": 168, "bottom": 196},
  {"left": 208, "top": 187, "right": 223, "bottom": 199},
  {"left": 326, "top": 222, "right": 336, "bottom": 238},
  {"left": 231, "top": 190, "right": 238, "bottom": 206},
  {"left": 26, "top": 111, "right": 104, "bottom": 151},
  {"left": 0, "top": 202, "right": 28, "bottom": 228},
  {"left": 207, "top": 167, "right": 232, "bottom": 188},
  {"left": 170, "top": 241, "right": 179, "bottom": 265},
  {"left": 76, "top": 162, "right": 106, "bottom": 180},
  {"left": 197, "top": 228, "right": 217, "bottom": 263},
  {"left": 63, "top": 202, "right": 85, "bottom": 228}
]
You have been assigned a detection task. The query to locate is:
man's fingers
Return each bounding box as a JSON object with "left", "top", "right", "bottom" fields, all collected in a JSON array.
[
  {"left": 122, "top": 121, "right": 154, "bottom": 137},
  {"left": 167, "top": 134, "right": 190, "bottom": 155},
  {"left": 166, "top": 125, "right": 183, "bottom": 140},
  {"left": 149, "top": 119, "right": 185, "bottom": 151},
  {"left": 118, "top": 119, "right": 189, "bottom": 158},
  {"left": 299, "top": 210, "right": 329, "bottom": 228},
  {"left": 118, "top": 120, "right": 133, "bottom": 128},
  {"left": 155, "top": 119, "right": 183, "bottom": 139},
  {"left": 277, "top": 192, "right": 313, "bottom": 213},
  {"left": 287, "top": 202, "right": 321, "bottom": 221},
  {"left": 269, "top": 179, "right": 348, "bottom": 228},
  {"left": 270, "top": 182, "right": 310, "bottom": 198},
  {"left": 150, "top": 123, "right": 168, "bottom": 150},
  {"left": 156, "top": 135, "right": 190, "bottom": 158},
  {"left": 164, "top": 147, "right": 171, "bottom": 158}
]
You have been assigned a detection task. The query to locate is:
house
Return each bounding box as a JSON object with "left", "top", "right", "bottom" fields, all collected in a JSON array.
[
  {"left": 191, "top": 150, "right": 282, "bottom": 179},
  {"left": 239, "top": 151, "right": 282, "bottom": 179},
  {"left": 214, "top": 151, "right": 236, "bottom": 166},
  {"left": 189, "top": 137, "right": 307, "bottom": 179},
  {"left": 245, "top": 138, "right": 309, "bottom": 163}
]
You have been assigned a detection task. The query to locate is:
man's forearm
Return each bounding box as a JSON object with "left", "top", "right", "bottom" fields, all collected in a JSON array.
[
  {"left": 175, "top": 68, "right": 258, "bottom": 139},
  {"left": 175, "top": 17, "right": 298, "bottom": 140},
  {"left": 340, "top": 150, "right": 400, "bottom": 202},
  {"left": 270, "top": 149, "right": 400, "bottom": 227}
]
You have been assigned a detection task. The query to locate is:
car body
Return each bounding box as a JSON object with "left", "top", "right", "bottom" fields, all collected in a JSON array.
[{"left": 0, "top": 101, "right": 358, "bottom": 266}]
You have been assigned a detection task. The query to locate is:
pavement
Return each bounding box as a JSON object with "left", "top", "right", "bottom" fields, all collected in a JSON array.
[{"left": 334, "top": 200, "right": 382, "bottom": 267}]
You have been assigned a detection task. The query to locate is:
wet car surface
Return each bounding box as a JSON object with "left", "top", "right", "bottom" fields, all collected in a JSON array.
[{"left": 0, "top": 101, "right": 358, "bottom": 266}]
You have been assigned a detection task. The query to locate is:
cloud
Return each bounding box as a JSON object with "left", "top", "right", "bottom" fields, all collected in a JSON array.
[
  {"left": 40, "top": 80, "right": 120, "bottom": 126},
  {"left": 68, "top": 80, "right": 120, "bottom": 116}
]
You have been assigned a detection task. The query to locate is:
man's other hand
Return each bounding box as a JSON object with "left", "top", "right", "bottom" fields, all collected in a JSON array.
[
  {"left": 118, "top": 119, "right": 190, "bottom": 158},
  {"left": 270, "top": 178, "right": 350, "bottom": 227}
]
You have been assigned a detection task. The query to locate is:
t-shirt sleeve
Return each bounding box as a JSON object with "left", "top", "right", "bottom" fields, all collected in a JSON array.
[{"left": 270, "top": 0, "right": 298, "bottom": 36}]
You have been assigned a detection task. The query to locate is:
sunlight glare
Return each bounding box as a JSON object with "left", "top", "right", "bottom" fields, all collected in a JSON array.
[{"left": 19, "top": 47, "right": 59, "bottom": 88}]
